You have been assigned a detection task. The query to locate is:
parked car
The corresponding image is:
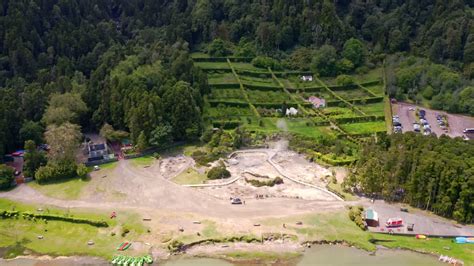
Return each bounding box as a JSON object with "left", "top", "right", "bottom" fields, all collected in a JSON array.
[
  {"left": 231, "top": 198, "right": 242, "bottom": 204},
  {"left": 400, "top": 208, "right": 409, "bottom": 212}
]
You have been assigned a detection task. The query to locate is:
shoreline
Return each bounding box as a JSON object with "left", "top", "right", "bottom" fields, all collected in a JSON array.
[{"left": 1, "top": 238, "right": 453, "bottom": 265}]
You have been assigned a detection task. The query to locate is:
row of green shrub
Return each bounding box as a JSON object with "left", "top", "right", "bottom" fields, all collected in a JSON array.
[
  {"left": 0, "top": 210, "right": 109, "bottom": 227},
  {"left": 334, "top": 115, "right": 385, "bottom": 124},
  {"left": 208, "top": 100, "right": 249, "bottom": 107},
  {"left": 243, "top": 83, "right": 282, "bottom": 91},
  {"left": 208, "top": 83, "right": 240, "bottom": 89},
  {"left": 287, "top": 86, "right": 325, "bottom": 93},
  {"left": 252, "top": 102, "right": 300, "bottom": 108},
  {"left": 212, "top": 121, "right": 241, "bottom": 129},
  {"left": 326, "top": 96, "right": 384, "bottom": 107},
  {"left": 193, "top": 57, "right": 253, "bottom": 63},
  {"left": 235, "top": 69, "right": 272, "bottom": 77},
  {"left": 327, "top": 79, "right": 382, "bottom": 91},
  {"left": 345, "top": 131, "right": 387, "bottom": 138},
  {"left": 305, "top": 150, "right": 356, "bottom": 166},
  {"left": 245, "top": 176, "right": 283, "bottom": 187}
]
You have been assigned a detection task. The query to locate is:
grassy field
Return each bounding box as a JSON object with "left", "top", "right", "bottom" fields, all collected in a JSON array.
[
  {"left": 208, "top": 88, "right": 245, "bottom": 101},
  {"left": 340, "top": 121, "right": 387, "bottom": 134},
  {"left": 372, "top": 234, "right": 474, "bottom": 264},
  {"left": 335, "top": 89, "right": 374, "bottom": 100},
  {"left": 172, "top": 167, "right": 207, "bottom": 185},
  {"left": 207, "top": 73, "right": 237, "bottom": 84},
  {"left": 28, "top": 178, "right": 89, "bottom": 200},
  {"left": 194, "top": 62, "right": 231, "bottom": 70},
  {"left": 130, "top": 155, "right": 155, "bottom": 167},
  {"left": 364, "top": 84, "right": 385, "bottom": 96},
  {"left": 0, "top": 199, "right": 145, "bottom": 259},
  {"left": 356, "top": 102, "right": 385, "bottom": 116}
]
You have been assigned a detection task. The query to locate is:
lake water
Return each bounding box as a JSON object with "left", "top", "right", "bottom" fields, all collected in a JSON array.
[
  {"left": 163, "top": 245, "right": 445, "bottom": 266},
  {"left": 0, "top": 246, "right": 445, "bottom": 266}
]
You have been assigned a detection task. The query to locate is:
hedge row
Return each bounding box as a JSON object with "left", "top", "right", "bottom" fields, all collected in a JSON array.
[
  {"left": 208, "top": 100, "right": 250, "bottom": 107},
  {"left": 335, "top": 115, "right": 385, "bottom": 124},
  {"left": 242, "top": 83, "right": 282, "bottom": 92},
  {"left": 212, "top": 121, "right": 241, "bottom": 129},
  {"left": 326, "top": 79, "right": 381, "bottom": 91},
  {"left": 287, "top": 86, "right": 325, "bottom": 93},
  {"left": 253, "top": 102, "right": 299, "bottom": 108},
  {"left": 193, "top": 57, "right": 253, "bottom": 63},
  {"left": 273, "top": 71, "right": 312, "bottom": 77},
  {"left": 209, "top": 83, "right": 240, "bottom": 89},
  {"left": 235, "top": 69, "right": 272, "bottom": 77},
  {"left": 0, "top": 210, "right": 109, "bottom": 227},
  {"left": 326, "top": 96, "right": 384, "bottom": 107},
  {"left": 347, "top": 131, "right": 387, "bottom": 138},
  {"left": 306, "top": 150, "right": 356, "bottom": 166}
]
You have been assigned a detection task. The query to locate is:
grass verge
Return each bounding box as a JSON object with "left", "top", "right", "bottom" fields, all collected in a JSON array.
[
  {"left": 28, "top": 178, "right": 89, "bottom": 200},
  {"left": 172, "top": 168, "right": 207, "bottom": 185}
]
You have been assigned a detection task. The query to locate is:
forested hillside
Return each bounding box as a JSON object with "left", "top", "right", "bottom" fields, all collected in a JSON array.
[
  {"left": 0, "top": 0, "right": 473, "bottom": 155},
  {"left": 348, "top": 133, "right": 474, "bottom": 223}
]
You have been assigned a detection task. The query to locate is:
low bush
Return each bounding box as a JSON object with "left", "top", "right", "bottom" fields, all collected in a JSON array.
[
  {"left": 251, "top": 56, "right": 283, "bottom": 70},
  {"left": 348, "top": 206, "right": 365, "bottom": 230},
  {"left": 0, "top": 210, "right": 108, "bottom": 227},
  {"left": 245, "top": 176, "right": 283, "bottom": 187},
  {"left": 207, "top": 163, "right": 231, "bottom": 180},
  {"left": 0, "top": 164, "right": 14, "bottom": 190},
  {"left": 121, "top": 227, "right": 130, "bottom": 237},
  {"left": 168, "top": 240, "right": 184, "bottom": 253}
]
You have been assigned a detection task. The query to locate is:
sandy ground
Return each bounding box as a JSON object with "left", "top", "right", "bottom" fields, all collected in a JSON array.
[
  {"left": 395, "top": 102, "right": 474, "bottom": 138},
  {"left": 197, "top": 150, "right": 335, "bottom": 201}
]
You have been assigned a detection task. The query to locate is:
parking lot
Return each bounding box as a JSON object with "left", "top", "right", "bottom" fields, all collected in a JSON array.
[
  {"left": 393, "top": 102, "right": 474, "bottom": 139},
  {"left": 366, "top": 200, "right": 474, "bottom": 236}
]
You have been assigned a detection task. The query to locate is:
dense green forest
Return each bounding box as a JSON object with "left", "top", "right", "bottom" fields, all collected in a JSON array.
[
  {"left": 348, "top": 133, "right": 474, "bottom": 223},
  {"left": 1, "top": 0, "right": 473, "bottom": 155}
]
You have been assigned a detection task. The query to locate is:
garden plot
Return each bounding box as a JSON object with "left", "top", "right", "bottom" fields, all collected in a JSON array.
[
  {"left": 207, "top": 73, "right": 237, "bottom": 84},
  {"left": 204, "top": 106, "right": 254, "bottom": 119},
  {"left": 194, "top": 61, "right": 231, "bottom": 70},
  {"left": 356, "top": 102, "right": 385, "bottom": 116},
  {"left": 240, "top": 75, "right": 278, "bottom": 87},
  {"left": 340, "top": 121, "right": 386, "bottom": 135},
  {"left": 208, "top": 88, "right": 245, "bottom": 101},
  {"left": 247, "top": 90, "right": 294, "bottom": 104},
  {"left": 333, "top": 88, "right": 374, "bottom": 100},
  {"left": 364, "top": 84, "right": 385, "bottom": 96},
  {"left": 230, "top": 62, "right": 263, "bottom": 71},
  {"left": 322, "top": 107, "right": 360, "bottom": 119}
]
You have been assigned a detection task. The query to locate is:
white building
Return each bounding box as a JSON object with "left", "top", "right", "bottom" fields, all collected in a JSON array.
[
  {"left": 286, "top": 107, "right": 298, "bottom": 116},
  {"left": 300, "top": 75, "right": 313, "bottom": 82}
]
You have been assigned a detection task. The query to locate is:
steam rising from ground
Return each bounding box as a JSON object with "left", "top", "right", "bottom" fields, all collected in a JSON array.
[{"left": 275, "top": 119, "right": 289, "bottom": 151}]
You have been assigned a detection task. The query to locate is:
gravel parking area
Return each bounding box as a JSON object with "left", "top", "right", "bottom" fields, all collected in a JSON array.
[
  {"left": 366, "top": 201, "right": 474, "bottom": 237},
  {"left": 394, "top": 102, "right": 474, "bottom": 138}
]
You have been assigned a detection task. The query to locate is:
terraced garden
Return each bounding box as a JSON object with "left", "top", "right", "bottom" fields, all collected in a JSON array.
[{"left": 194, "top": 54, "right": 389, "bottom": 164}]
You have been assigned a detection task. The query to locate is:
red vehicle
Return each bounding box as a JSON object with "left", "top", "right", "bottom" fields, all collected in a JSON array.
[{"left": 386, "top": 218, "right": 403, "bottom": 227}]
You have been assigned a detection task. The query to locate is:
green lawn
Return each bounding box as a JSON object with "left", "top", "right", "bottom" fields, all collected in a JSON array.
[
  {"left": 230, "top": 62, "right": 262, "bottom": 71},
  {"left": 207, "top": 73, "right": 237, "bottom": 84},
  {"left": 364, "top": 84, "right": 385, "bottom": 96},
  {"left": 334, "top": 89, "right": 374, "bottom": 100},
  {"left": 286, "top": 119, "right": 331, "bottom": 138},
  {"left": 261, "top": 211, "right": 375, "bottom": 251},
  {"left": 372, "top": 234, "right": 474, "bottom": 265},
  {"left": 356, "top": 102, "right": 385, "bottom": 116},
  {"left": 28, "top": 178, "right": 89, "bottom": 200},
  {"left": 340, "top": 121, "right": 387, "bottom": 134},
  {"left": 208, "top": 88, "right": 245, "bottom": 101},
  {"left": 172, "top": 168, "right": 207, "bottom": 185},
  {"left": 0, "top": 199, "right": 145, "bottom": 259},
  {"left": 240, "top": 75, "right": 277, "bottom": 86},
  {"left": 194, "top": 62, "right": 231, "bottom": 70},
  {"left": 247, "top": 90, "right": 293, "bottom": 103},
  {"left": 130, "top": 155, "right": 155, "bottom": 167}
]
